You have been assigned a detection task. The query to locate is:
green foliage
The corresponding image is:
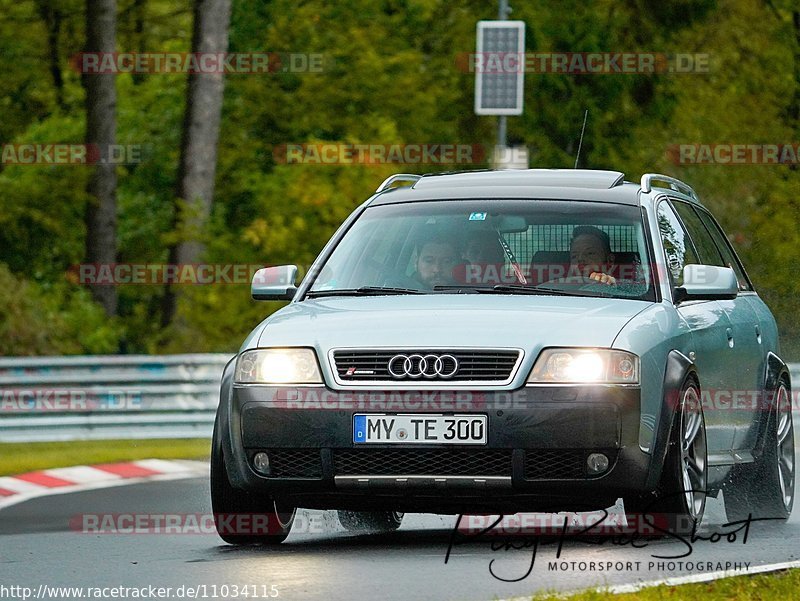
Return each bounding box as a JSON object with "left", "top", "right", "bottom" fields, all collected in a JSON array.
[
  {"left": 0, "top": 114, "right": 89, "bottom": 275},
  {"left": 0, "top": 264, "right": 120, "bottom": 354}
]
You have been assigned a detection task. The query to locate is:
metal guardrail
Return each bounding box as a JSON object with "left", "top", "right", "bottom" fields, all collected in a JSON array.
[
  {"left": 0, "top": 355, "right": 797, "bottom": 443},
  {"left": 0, "top": 354, "right": 232, "bottom": 442}
]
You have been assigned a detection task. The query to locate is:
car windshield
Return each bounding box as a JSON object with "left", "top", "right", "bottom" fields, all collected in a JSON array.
[{"left": 307, "top": 199, "right": 656, "bottom": 301}]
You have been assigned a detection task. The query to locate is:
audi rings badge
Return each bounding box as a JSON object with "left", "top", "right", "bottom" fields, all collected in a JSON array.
[{"left": 387, "top": 354, "right": 459, "bottom": 379}]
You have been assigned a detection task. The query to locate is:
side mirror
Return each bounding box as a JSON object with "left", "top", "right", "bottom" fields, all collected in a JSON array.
[
  {"left": 674, "top": 264, "right": 738, "bottom": 303},
  {"left": 251, "top": 265, "right": 298, "bottom": 301}
]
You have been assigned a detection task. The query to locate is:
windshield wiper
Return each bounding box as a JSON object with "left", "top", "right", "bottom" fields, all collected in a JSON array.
[
  {"left": 495, "top": 284, "right": 619, "bottom": 298},
  {"left": 434, "top": 284, "right": 574, "bottom": 296},
  {"left": 306, "top": 286, "right": 423, "bottom": 298},
  {"left": 434, "top": 282, "right": 620, "bottom": 298},
  {"left": 433, "top": 285, "right": 493, "bottom": 292},
  {"left": 490, "top": 284, "right": 575, "bottom": 296}
]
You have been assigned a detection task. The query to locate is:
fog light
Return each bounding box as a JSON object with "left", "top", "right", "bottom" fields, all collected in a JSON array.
[
  {"left": 253, "top": 452, "right": 271, "bottom": 475},
  {"left": 586, "top": 453, "right": 609, "bottom": 475}
]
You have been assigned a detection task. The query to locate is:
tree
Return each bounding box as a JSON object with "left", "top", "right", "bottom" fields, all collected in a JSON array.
[
  {"left": 35, "top": 0, "right": 66, "bottom": 111},
  {"left": 84, "top": 0, "right": 118, "bottom": 317},
  {"left": 161, "top": 0, "right": 232, "bottom": 329}
]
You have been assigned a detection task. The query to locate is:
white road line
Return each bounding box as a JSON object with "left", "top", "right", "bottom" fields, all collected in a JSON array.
[
  {"left": 492, "top": 559, "right": 800, "bottom": 601},
  {"left": 605, "top": 560, "right": 800, "bottom": 593}
]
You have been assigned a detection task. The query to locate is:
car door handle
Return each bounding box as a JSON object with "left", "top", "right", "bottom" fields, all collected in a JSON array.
[
  {"left": 755, "top": 325, "right": 762, "bottom": 343},
  {"left": 726, "top": 327, "right": 734, "bottom": 348}
]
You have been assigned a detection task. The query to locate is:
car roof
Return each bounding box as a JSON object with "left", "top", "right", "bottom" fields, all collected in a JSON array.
[{"left": 368, "top": 169, "right": 703, "bottom": 208}]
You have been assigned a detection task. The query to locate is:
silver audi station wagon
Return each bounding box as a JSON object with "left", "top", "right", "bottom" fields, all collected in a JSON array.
[{"left": 211, "top": 169, "right": 795, "bottom": 543}]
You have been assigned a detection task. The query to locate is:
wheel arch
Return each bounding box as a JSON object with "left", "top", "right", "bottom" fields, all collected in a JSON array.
[
  {"left": 754, "top": 351, "right": 792, "bottom": 457},
  {"left": 213, "top": 356, "right": 245, "bottom": 486},
  {"left": 765, "top": 351, "right": 791, "bottom": 391},
  {"left": 646, "top": 349, "right": 698, "bottom": 490}
]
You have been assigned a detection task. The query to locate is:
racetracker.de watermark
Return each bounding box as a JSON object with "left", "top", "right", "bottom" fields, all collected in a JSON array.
[
  {"left": 668, "top": 143, "right": 800, "bottom": 165},
  {"left": 459, "top": 512, "right": 658, "bottom": 536},
  {"left": 70, "top": 512, "right": 323, "bottom": 535},
  {"left": 456, "top": 52, "right": 709, "bottom": 74},
  {"left": 270, "top": 388, "right": 798, "bottom": 412},
  {"left": 0, "top": 389, "right": 143, "bottom": 412},
  {"left": 272, "top": 143, "right": 495, "bottom": 165},
  {"left": 1, "top": 144, "right": 147, "bottom": 166},
  {"left": 70, "top": 263, "right": 331, "bottom": 286},
  {"left": 72, "top": 263, "right": 276, "bottom": 285},
  {"left": 73, "top": 52, "right": 325, "bottom": 74}
]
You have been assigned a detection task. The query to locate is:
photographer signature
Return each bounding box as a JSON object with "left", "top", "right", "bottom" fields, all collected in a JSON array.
[{"left": 444, "top": 491, "right": 783, "bottom": 582}]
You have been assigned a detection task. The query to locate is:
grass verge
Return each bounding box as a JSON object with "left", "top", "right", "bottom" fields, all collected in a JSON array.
[
  {"left": 533, "top": 567, "right": 800, "bottom": 600},
  {"left": 0, "top": 438, "right": 210, "bottom": 476}
]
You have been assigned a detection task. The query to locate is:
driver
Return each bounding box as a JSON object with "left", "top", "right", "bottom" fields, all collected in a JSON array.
[{"left": 412, "top": 234, "right": 460, "bottom": 289}]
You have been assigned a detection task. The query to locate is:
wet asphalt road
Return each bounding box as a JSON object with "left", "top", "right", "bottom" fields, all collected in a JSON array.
[{"left": 0, "top": 458, "right": 798, "bottom": 601}]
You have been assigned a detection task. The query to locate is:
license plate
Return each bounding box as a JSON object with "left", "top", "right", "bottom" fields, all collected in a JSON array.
[{"left": 353, "top": 414, "right": 487, "bottom": 444}]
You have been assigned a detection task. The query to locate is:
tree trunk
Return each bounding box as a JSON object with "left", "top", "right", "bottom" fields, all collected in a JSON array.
[
  {"left": 791, "top": 10, "right": 800, "bottom": 124},
  {"left": 161, "top": 0, "right": 232, "bottom": 328},
  {"left": 132, "top": 0, "right": 146, "bottom": 85},
  {"left": 36, "top": 0, "right": 66, "bottom": 111},
  {"left": 84, "top": 0, "right": 118, "bottom": 317}
]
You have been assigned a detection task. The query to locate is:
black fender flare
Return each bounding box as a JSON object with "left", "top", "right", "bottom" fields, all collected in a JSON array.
[
  {"left": 754, "top": 351, "right": 792, "bottom": 456},
  {"left": 646, "top": 350, "right": 696, "bottom": 490},
  {"left": 764, "top": 351, "right": 790, "bottom": 396},
  {"left": 213, "top": 356, "right": 248, "bottom": 487}
]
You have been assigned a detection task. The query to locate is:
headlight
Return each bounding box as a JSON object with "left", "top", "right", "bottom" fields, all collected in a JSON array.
[
  {"left": 234, "top": 348, "right": 323, "bottom": 384},
  {"left": 527, "top": 348, "right": 639, "bottom": 384}
]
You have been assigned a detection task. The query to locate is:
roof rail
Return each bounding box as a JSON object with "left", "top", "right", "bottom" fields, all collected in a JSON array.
[
  {"left": 376, "top": 173, "right": 422, "bottom": 193},
  {"left": 640, "top": 173, "right": 699, "bottom": 201}
]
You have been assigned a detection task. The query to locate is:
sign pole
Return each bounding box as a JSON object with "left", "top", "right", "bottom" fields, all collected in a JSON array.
[{"left": 497, "top": 0, "right": 509, "bottom": 151}]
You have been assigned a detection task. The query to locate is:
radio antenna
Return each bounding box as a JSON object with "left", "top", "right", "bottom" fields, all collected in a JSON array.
[{"left": 574, "top": 109, "right": 588, "bottom": 168}]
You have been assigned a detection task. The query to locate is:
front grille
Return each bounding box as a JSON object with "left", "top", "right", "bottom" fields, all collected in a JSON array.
[
  {"left": 334, "top": 448, "right": 512, "bottom": 476},
  {"left": 332, "top": 349, "right": 521, "bottom": 383},
  {"left": 524, "top": 450, "right": 609, "bottom": 480},
  {"left": 254, "top": 449, "right": 322, "bottom": 478}
]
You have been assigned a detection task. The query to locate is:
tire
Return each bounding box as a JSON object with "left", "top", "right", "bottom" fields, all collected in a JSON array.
[
  {"left": 624, "top": 376, "right": 707, "bottom": 536},
  {"left": 723, "top": 378, "right": 795, "bottom": 523},
  {"left": 337, "top": 510, "right": 404, "bottom": 532},
  {"left": 210, "top": 416, "right": 296, "bottom": 544}
]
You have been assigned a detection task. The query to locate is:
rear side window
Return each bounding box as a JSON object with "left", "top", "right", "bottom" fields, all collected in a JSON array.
[
  {"left": 672, "top": 200, "right": 726, "bottom": 267},
  {"left": 694, "top": 208, "right": 753, "bottom": 291},
  {"left": 656, "top": 200, "right": 698, "bottom": 287}
]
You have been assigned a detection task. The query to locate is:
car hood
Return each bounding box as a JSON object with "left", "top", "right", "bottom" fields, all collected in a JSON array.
[{"left": 251, "top": 294, "right": 649, "bottom": 359}]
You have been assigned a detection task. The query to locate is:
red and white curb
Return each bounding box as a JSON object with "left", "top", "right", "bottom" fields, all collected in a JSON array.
[{"left": 0, "top": 459, "right": 207, "bottom": 510}]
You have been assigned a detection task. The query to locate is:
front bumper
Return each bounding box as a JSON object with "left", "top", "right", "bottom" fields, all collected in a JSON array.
[{"left": 223, "top": 385, "right": 651, "bottom": 513}]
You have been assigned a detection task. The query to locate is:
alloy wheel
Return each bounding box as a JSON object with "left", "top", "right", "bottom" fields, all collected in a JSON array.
[
  {"left": 679, "top": 384, "right": 707, "bottom": 519},
  {"left": 775, "top": 383, "right": 795, "bottom": 513}
]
